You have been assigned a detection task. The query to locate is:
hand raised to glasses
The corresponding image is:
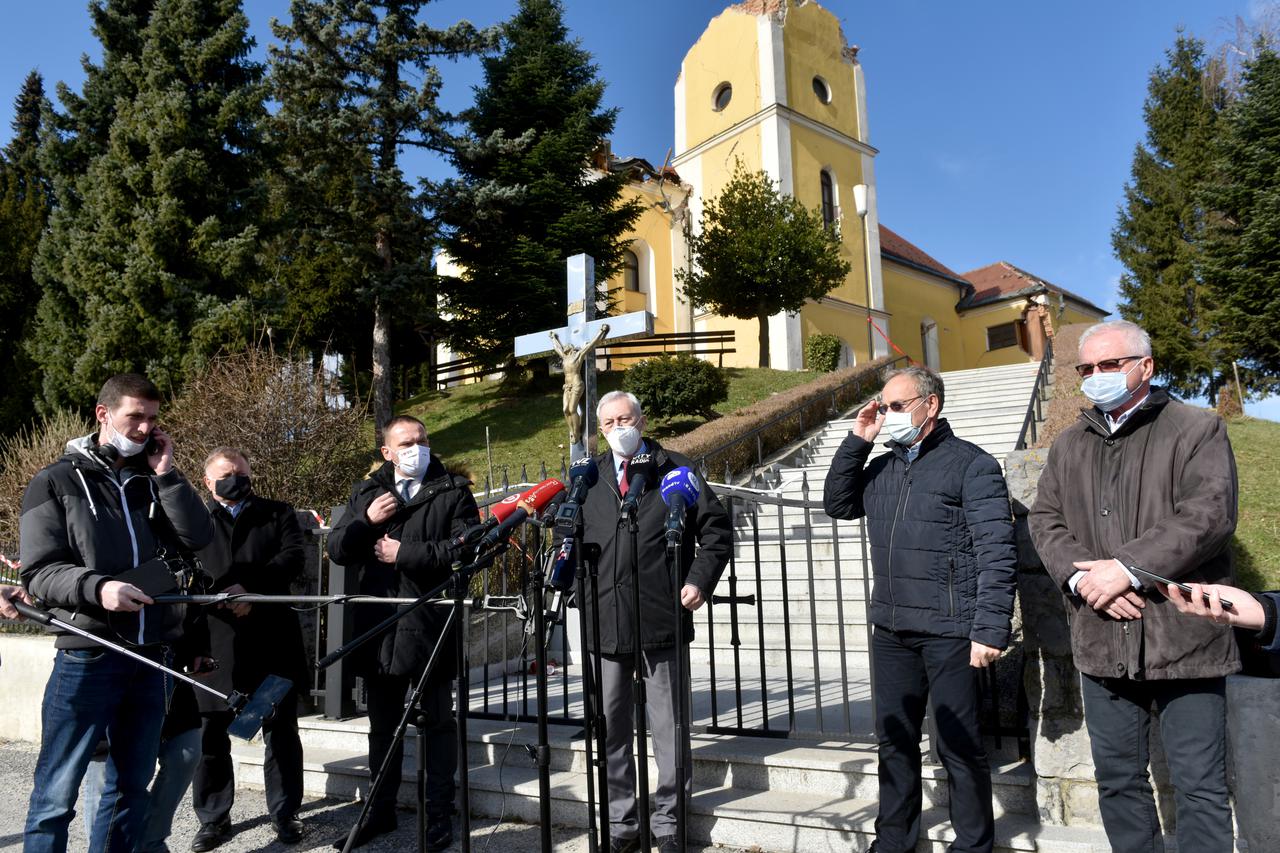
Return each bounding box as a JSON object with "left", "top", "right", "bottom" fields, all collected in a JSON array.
[{"left": 851, "top": 398, "right": 886, "bottom": 443}]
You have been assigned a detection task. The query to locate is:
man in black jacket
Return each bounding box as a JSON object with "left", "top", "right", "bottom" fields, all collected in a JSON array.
[
  {"left": 188, "top": 447, "right": 309, "bottom": 851},
  {"left": 582, "top": 391, "right": 731, "bottom": 853},
  {"left": 326, "top": 415, "right": 479, "bottom": 850},
  {"left": 823, "top": 366, "right": 1016, "bottom": 853},
  {"left": 19, "top": 373, "right": 213, "bottom": 853}
]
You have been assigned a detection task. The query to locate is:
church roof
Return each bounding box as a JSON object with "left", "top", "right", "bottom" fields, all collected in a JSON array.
[
  {"left": 877, "top": 224, "right": 969, "bottom": 287},
  {"left": 959, "top": 261, "right": 1107, "bottom": 314}
]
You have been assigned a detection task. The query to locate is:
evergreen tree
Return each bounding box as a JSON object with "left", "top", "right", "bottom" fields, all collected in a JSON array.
[
  {"left": 678, "top": 163, "right": 850, "bottom": 367},
  {"left": 0, "top": 72, "right": 51, "bottom": 431},
  {"left": 1112, "top": 36, "right": 1228, "bottom": 398},
  {"left": 269, "top": 0, "right": 495, "bottom": 439},
  {"left": 28, "top": 0, "right": 268, "bottom": 408},
  {"left": 1199, "top": 47, "right": 1280, "bottom": 397},
  {"left": 435, "top": 0, "right": 642, "bottom": 366}
]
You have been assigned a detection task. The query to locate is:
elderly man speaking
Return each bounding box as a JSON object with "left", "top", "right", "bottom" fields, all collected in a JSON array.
[{"left": 824, "top": 365, "right": 1016, "bottom": 853}]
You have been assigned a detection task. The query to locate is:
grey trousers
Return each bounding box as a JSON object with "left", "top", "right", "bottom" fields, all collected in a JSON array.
[{"left": 598, "top": 646, "right": 693, "bottom": 840}]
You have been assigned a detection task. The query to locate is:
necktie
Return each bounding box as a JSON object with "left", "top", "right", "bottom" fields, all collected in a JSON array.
[
  {"left": 399, "top": 480, "right": 412, "bottom": 502},
  {"left": 619, "top": 460, "right": 629, "bottom": 496}
]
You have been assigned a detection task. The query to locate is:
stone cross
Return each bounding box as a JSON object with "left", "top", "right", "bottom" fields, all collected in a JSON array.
[{"left": 513, "top": 254, "right": 653, "bottom": 460}]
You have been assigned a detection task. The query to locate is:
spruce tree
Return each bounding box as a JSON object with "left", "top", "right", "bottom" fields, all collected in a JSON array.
[
  {"left": 1112, "top": 36, "right": 1228, "bottom": 398},
  {"left": 269, "top": 0, "right": 495, "bottom": 438},
  {"left": 435, "top": 0, "right": 642, "bottom": 367},
  {"left": 28, "top": 0, "right": 268, "bottom": 408},
  {"left": 678, "top": 163, "right": 850, "bottom": 367},
  {"left": 1200, "top": 47, "right": 1280, "bottom": 398},
  {"left": 0, "top": 72, "right": 51, "bottom": 430}
]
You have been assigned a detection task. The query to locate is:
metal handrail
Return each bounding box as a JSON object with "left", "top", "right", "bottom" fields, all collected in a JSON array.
[
  {"left": 691, "top": 355, "right": 908, "bottom": 477},
  {"left": 1014, "top": 339, "right": 1054, "bottom": 451}
]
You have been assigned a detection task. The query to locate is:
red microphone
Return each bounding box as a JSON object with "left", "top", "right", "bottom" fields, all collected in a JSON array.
[{"left": 476, "top": 479, "right": 565, "bottom": 550}]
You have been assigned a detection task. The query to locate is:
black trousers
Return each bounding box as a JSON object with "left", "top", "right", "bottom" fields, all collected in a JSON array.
[
  {"left": 192, "top": 690, "right": 302, "bottom": 825},
  {"left": 872, "top": 627, "right": 993, "bottom": 853},
  {"left": 1080, "top": 674, "right": 1232, "bottom": 853},
  {"left": 363, "top": 673, "right": 457, "bottom": 821}
]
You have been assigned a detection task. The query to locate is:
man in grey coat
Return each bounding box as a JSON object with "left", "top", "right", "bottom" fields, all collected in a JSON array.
[
  {"left": 19, "top": 373, "right": 213, "bottom": 852},
  {"left": 1030, "top": 320, "right": 1239, "bottom": 853}
]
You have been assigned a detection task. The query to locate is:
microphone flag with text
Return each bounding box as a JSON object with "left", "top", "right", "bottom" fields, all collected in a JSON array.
[
  {"left": 660, "top": 467, "right": 701, "bottom": 545},
  {"left": 554, "top": 457, "right": 598, "bottom": 536},
  {"left": 458, "top": 478, "right": 566, "bottom": 552},
  {"left": 619, "top": 452, "right": 657, "bottom": 518}
]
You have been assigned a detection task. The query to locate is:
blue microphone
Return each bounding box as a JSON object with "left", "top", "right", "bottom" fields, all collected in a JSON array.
[{"left": 659, "top": 467, "right": 701, "bottom": 544}]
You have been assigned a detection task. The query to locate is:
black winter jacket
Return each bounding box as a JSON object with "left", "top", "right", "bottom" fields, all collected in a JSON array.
[
  {"left": 580, "top": 440, "right": 732, "bottom": 656},
  {"left": 823, "top": 420, "right": 1017, "bottom": 649},
  {"left": 19, "top": 435, "right": 214, "bottom": 649},
  {"left": 192, "top": 496, "right": 309, "bottom": 710},
  {"left": 326, "top": 457, "right": 479, "bottom": 681}
]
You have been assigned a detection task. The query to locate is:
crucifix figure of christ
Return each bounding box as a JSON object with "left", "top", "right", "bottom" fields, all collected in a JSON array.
[
  {"left": 514, "top": 254, "right": 653, "bottom": 460},
  {"left": 551, "top": 323, "right": 610, "bottom": 451}
]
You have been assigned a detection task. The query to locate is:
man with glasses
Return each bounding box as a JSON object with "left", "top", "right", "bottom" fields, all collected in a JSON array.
[
  {"left": 1030, "top": 320, "right": 1239, "bottom": 853},
  {"left": 824, "top": 365, "right": 1017, "bottom": 853}
]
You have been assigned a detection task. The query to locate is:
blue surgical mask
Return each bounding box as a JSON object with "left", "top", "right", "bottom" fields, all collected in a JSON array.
[{"left": 1081, "top": 362, "right": 1140, "bottom": 412}]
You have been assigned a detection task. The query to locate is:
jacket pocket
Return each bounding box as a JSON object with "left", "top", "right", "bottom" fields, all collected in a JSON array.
[{"left": 946, "top": 556, "right": 956, "bottom": 617}]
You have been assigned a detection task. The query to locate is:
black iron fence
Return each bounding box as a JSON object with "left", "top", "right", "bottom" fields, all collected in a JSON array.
[{"left": 1015, "top": 339, "right": 1054, "bottom": 450}]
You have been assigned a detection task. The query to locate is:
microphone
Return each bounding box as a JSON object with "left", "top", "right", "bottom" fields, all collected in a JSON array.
[
  {"left": 534, "top": 490, "right": 568, "bottom": 528},
  {"left": 659, "top": 466, "right": 701, "bottom": 544},
  {"left": 454, "top": 480, "right": 550, "bottom": 548},
  {"left": 476, "top": 478, "right": 565, "bottom": 550},
  {"left": 546, "top": 537, "right": 575, "bottom": 592},
  {"left": 619, "top": 452, "right": 656, "bottom": 518},
  {"left": 553, "top": 457, "right": 599, "bottom": 536}
]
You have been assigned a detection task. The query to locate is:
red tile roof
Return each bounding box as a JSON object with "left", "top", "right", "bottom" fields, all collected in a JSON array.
[
  {"left": 959, "top": 261, "right": 1107, "bottom": 314},
  {"left": 877, "top": 224, "right": 967, "bottom": 286}
]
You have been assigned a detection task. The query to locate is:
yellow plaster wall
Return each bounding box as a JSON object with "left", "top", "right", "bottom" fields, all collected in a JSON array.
[
  {"left": 781, "top": 2, "right": 861, "bottom": 140},
  {"left": 789, "top": 126, "right": 867, "bottom": 306},
  {"left": 694, "top": 312, "right": 763, "bottom": 368},
  {"left": 799, "top": 301, "right": 871, "bottom": 366},
  {"left": 957, "top": 302, "right": 1034, "bottom": 368},
  {"left": 679, "top": 10, "right": 762, "bottom": 153},
  {"left": 879, "top": 262, "right": 967, "bottom": 370}
]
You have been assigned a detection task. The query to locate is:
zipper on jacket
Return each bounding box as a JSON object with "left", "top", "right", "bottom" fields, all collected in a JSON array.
[
  {"left": 114, "top": 473, "right": 143, "bottom": 568},
  {"left": 948, "top": 556, "right": 956, "bottom": 617},
  {"left": 886, "top": 459, "right": 913, "bottom": 630}
]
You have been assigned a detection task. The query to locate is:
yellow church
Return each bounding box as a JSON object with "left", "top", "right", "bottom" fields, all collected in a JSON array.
[{"left": 597, "top": 0, "right": 1105, "bottom": 373}]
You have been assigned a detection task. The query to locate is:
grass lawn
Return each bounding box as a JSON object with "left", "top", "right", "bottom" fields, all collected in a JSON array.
[
  {"left": 397, "top": 367, "right": 818, "bottom": 491},
  {"left": 1228, "top": 416, "right": 1280, "bottom": 592}
]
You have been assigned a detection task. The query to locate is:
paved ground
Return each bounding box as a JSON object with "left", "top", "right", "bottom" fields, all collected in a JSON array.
[{"left": 0, "top": 740, "right": 747, "bottom": 853}]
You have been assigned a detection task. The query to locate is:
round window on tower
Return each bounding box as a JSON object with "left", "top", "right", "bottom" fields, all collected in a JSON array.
[
  {"left": 713, "top": 82, "right": 733, "bottom": 112},
  {"left": 812, "top": 76, "right": 832, "bottom": 104}
]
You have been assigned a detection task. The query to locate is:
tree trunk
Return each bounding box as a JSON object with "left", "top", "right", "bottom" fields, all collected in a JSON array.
[
  {"left": 757, "top": 313, "right": 770, "bottom": 368},
  {"left": 371, "top": 295, "right": 392, "bottom": 447}
]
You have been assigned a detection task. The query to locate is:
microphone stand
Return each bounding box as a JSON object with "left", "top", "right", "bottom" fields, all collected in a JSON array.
[
  {"left": 667, "top": 533, "right": 689, "bottom": 853},
  {"left": 574, "top": 538, "right": 610, "bottom": 853},
  {"left": 620, "top": 495, "right": 652, "bottom": 852},
  {"left": 530, "top": 522, "right": 554, "bottom": 853}
]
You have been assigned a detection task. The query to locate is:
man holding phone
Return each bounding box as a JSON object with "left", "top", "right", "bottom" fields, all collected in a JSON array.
[
  {"left": 1029, "top": 321, "right": 1240, "bottom": 853},
  {"left": 19, "top": 373, "right": 213, "bottom": 852}
]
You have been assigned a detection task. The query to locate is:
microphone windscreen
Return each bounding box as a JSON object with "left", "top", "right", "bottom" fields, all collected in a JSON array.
[
  {"left": 660, "top": 467, "right": 701, "bottom": 506},
  {"left": 568, "top": 457, "right": 599, "bottom": 487},
  {"left": 519, "top": 478, "right": 567, "bottom": 514},
  {"left": 488, "top": 492, "right": 525, "bottom": 523}
]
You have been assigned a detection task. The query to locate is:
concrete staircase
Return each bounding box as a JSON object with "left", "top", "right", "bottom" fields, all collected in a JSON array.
[{"left": 227, "top": 360, "right": 1124, "bottom": 851}]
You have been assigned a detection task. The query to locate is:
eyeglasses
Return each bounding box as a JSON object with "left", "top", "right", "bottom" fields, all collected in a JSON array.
[
  {"left": 876, "top": 396, "right": 922, "bottom": 416},
  {"left": 1074, "top": 355, "right": 1144, "bottom": 378}
]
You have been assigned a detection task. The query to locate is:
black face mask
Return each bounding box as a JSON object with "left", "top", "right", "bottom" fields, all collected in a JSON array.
[{"left": 214, "top": 473, "right": 252, "bottom": 503}]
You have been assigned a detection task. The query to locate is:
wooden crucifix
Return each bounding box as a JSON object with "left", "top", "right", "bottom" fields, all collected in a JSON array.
[{"left": 513, "top": 254, "right": 653, "bottom": 460}]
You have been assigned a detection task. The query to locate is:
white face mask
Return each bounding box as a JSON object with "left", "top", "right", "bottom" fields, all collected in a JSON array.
[
  {"left": 396, "top": 444, "right": 430, "bottom": 479},
  {"left": 883, "top": 399, "right": 926, "bottom": 446},
  {"left": 605, "top": 425, "right": 642, "bottom": 458},
  {"left": 105, "top": 414, "right": 147, "bottom": 457}
]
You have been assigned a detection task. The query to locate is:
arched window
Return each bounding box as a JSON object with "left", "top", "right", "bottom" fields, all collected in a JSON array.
[
  {"left": 820, "top": 170, "right": 835, "bottom": 229},
  {"left": 812, "top": 76, "right": 832, "bottom": 104},
  {"left": 623, "top": 250, "right": 640, "bottom": 292},
  {"left": 713, "top": 83, "right": 732, "bottom": 112}
]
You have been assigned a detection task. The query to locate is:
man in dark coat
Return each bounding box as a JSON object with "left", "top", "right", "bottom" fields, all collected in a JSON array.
[
  {"left": 326, "top": 415, "right": 479, "bottom": 850},
  {"left": 19, "top": 373, "right": 213, "bottom": 853},
  {"left": 823, "top": 365, "right": 1017, "bottom": 853},
  {"left": 582, "top": 391, "right": 731, "bottom": 853},
  {"left": 188, "top": 447, "right": 309, "bottom": 850},
  {"left": 1030, "top": 320, "right": 1239, "bottom": 853}
]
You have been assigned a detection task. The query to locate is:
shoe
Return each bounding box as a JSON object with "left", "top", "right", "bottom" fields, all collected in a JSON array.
[
  {"left": 608, "top": 836, "right": 639, "bottom": 853},
  {"left": 654, "top": 835, "right": 680, "bottom": 853},
  {"left": 333, "top": 813, "right": 397, "bottom": 849},
  {"left": 272, "top": 815, "right": 304, "bottom": 844},
  {"left": 425, "top": 815, "right": 452, "bottom": 851},
  {"left": 190, "top": 820, "right": 232, "bottom": 852}
]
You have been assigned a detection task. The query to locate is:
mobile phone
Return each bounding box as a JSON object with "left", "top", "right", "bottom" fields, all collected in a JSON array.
[{"left": 1127, "top": 565, "right": 1235, "bottom": 610}]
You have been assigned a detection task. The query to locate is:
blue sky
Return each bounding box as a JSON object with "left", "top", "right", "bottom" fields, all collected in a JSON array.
[{"left": 2, "top": 0, "right": 1275, "bottom": 418}]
